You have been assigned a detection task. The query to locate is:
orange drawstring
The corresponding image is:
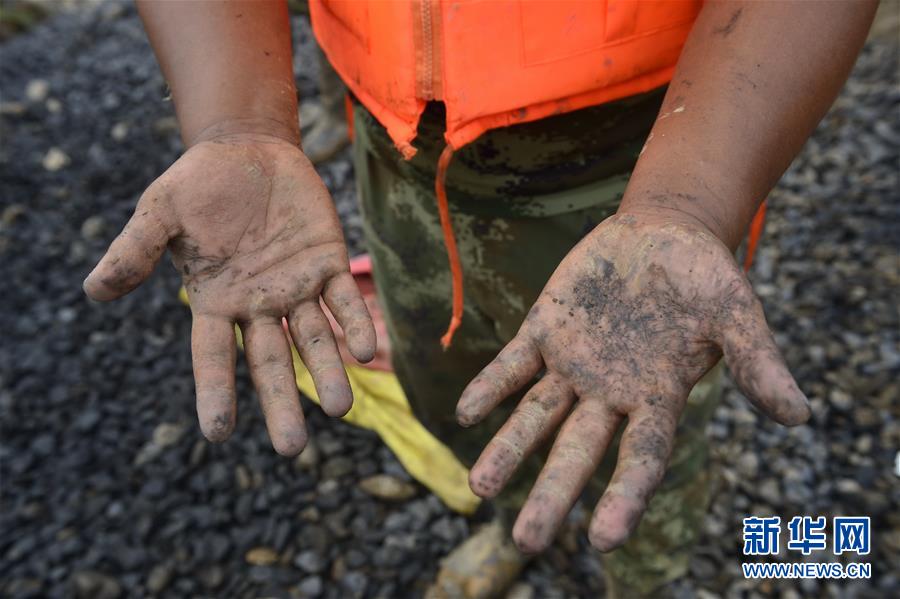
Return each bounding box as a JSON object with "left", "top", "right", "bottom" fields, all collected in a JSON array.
[
  {"left": 744, "top": 201, "right": 767, "bottom": 272},
  {"left": 344, "top": 93, "right": 355, "bottom": 143},
  {"left": 435, "top": 145, "right": 463, "bottom": 349}
]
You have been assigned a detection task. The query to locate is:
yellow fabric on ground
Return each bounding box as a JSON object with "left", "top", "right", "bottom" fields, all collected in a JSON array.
[{"left": 178, "top": 288, "right": 480, "bottom": 515}]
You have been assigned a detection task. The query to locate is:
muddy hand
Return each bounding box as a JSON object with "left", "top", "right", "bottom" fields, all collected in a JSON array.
[
  {"left": 84, "top": 134, "right": 376, "bottom": 456},
  {"left": 456, "top": 213, "right": 809, "bottom": 553}
]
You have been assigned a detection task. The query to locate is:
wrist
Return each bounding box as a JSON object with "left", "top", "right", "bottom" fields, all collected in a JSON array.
[
  {"left": 613, "top": 204, "right": 719, "bottom": 239},
  {"left": 188, "top": 116, "right": 301, "bottom": 148},
  {"left": 617, "top": 188, "right": 745, "bottom": 251}
]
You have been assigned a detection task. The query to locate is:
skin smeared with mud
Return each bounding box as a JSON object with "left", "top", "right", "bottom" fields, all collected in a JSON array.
[
  {"left": 84, "top": 134, "right": 376, "bottom": 456},
  {"left": 457, "top": 213, "right": 810, "bottom": 554}
]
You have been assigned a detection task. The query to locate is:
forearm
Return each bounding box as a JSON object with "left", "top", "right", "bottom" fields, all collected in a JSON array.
[
  {"left": 137, "top": 0, "right": 299, "bottom": 147},
  {"left": 619, "top": 0, "right": 877, "bottom": 250}
]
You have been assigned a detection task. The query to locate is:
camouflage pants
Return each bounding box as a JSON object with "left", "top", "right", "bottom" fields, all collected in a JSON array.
[{"left": 352, "top": 96, "right": 722, "bottom": 596}]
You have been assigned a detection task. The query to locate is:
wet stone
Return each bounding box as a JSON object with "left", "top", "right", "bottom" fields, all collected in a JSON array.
[
  {"left": 70, "top": 571, "right": 121, "bottom": 599},
  {"left": 145, "top": 563, "right": 173, "bottom": 594},
  {"left": 296, "top": 575, "right": 324, "bottom": 597},
  {"left": 245, "top": 547, "right": 279, "bottom": 567},
  {"left": 340, "top": 571, "right": 368, "bottom": 597},
  {"left": 358, "top": 474, "right": 417, "bottom": 502},
  {"left": 199, "top": 565, "right": 225, "bottom": 590},
  {"left": 293, "top": 550, "right": 328, "bottom": 574},
  {"left": 321, "top": 456, "right": 354, "bottom": 479}
]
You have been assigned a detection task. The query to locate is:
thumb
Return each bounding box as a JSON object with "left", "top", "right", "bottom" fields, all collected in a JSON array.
[
  {"left": 83, "top": 189, "right": 175, "bottom": 301},
  {"left": 720, "top": 292, "right": 811, "bottom": 427}
]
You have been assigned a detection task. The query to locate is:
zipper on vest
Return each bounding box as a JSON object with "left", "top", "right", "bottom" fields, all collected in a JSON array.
[{"left": 415, "top": 0, "right": 443, "bottom": 100}]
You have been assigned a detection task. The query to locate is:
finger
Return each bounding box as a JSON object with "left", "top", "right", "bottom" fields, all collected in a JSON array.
[
  {"left": 587, "top": 407, "right": 678, "bottom": 552},
  {"left": 469, "top": 374, "right": 575, "bottom": 498},
  {"left": 191, "top": 314, "right": 238, "bottom": 443},
  {"left": 322, "top": 271, "right": 377, "bottom": 363},
  {"left": 242, "top": 318, "right": 307, "bottom": 456},
  {"left": 83, "top": 188, "right": 175, "bottom": 301},
  {"left": 456, "top": 334, "right": 543, "bottom": 427},
  {"left": 288, "top": 301, "right": 354, "bottom": 417},
  {"left": 721, "top": 297, "right": 810, "bottom": 426},
  {"left": 512, "top": 400, "right": 621, "bottom": 553}
]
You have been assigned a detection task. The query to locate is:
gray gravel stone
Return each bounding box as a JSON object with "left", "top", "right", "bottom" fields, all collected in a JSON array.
[
  {"left": 293, "top": 550, "right": 328, "bottom": 575},
  {"left": 296, "top": 575, "right": 323, "bottom": 597}
]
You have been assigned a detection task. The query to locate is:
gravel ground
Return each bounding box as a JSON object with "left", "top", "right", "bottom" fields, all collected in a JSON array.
[{"left": 1, "top": 4, "right": 897, "bottom": 598}]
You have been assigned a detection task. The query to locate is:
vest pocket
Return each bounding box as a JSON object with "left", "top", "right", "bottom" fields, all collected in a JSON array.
[
  {"left": 604, "top": 0, "right": 639, "bottom": 42},
  {"left": 519, "top": 0, "right": 607, "bottom": 66},
  {"left": 519, "top": 0, "right": 698, "bottom": 66}
]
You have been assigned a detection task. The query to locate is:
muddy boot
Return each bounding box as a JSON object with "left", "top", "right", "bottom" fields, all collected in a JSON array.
[
  {"left": 425, "top": 520, "right": 527, "bottom": 599},
  {"left": 300, "top": 45, "right": 349, "bottom": 164}
]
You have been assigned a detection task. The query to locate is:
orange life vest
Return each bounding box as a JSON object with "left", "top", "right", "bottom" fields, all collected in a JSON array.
[
  {"left": 310, "top": 0, "right": 706, "bottom": 347},
  {"left": 310, "top": 0, "right": 702, "bottom": 157}
]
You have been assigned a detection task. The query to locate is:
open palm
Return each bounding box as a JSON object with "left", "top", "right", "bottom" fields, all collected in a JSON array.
[
  {"left": 456, "top": 213, "right": 809, "bottom": 553},
  {"left": 84, "top": 134, "right": 375, "bottom": 455}
]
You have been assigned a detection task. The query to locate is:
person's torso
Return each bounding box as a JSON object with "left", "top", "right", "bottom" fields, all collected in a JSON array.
[{"left": 310, "top": 0, "right": 701, "bottom": 155}]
